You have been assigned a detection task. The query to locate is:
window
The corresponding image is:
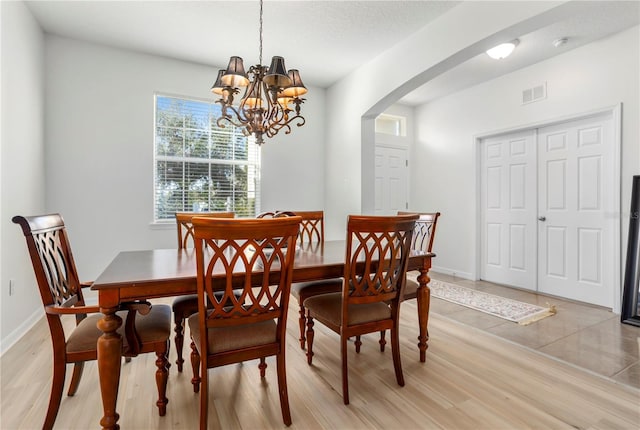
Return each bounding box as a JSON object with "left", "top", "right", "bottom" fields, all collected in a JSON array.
[
  {"left": 375, "top": 114, "right": 407, "bottom": 137},
  {"left": 154, "top": 94, "right": 260, "bottom": 221}
]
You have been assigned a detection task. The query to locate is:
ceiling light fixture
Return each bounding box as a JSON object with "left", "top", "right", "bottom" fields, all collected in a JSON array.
[
  {"left": 211, "top": 0, "right": 307, "bottom": 145},
  {"left": 553, "top": 37, "right": 568, "bottom": 48},
  {"left": 486, "top": 39, "right": 519, "bottom": 60}
]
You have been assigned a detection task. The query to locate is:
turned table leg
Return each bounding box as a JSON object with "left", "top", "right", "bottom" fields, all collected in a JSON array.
[
  {"left": 97, "top": 300, "right": 123, "bottom": 430},
  {"left": 416, "top": 257, "right": 432, "bottom": 363}
]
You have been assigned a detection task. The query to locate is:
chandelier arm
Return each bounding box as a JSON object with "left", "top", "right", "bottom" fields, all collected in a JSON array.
[
  {"left": 265, "top": 112, "right": 306, "bottom": 136},
  {"left": 266, "top": 99, "right": 284, "bottom": 125},
  {"left": 216, "top": 103, "right": 251, "bottom": 129},
  {"left": 265, "top": 107, "right": 287, "bottom": 133},
  {"left": 265, "top": 122, "right": 284, "bottom": 138},
  {"left": 292, "top": 115, "right": 306, "bottom": 128}
]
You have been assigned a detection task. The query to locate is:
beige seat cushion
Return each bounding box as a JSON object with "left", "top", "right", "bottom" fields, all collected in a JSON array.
[
  {"left": 403, "top": 278, "right": 418, "bottom": 299},
  {"left": 66, "top": 304, "right": 171, "bottom": 355},
  {"left": 188, "top": 313, "right": 277, "bottom": 354},
  {"left": 291, "top": 279, "right": 342, "bottom": 300},
  {"left": 303, "top": 292, "right": 391, "bottom": 326}
]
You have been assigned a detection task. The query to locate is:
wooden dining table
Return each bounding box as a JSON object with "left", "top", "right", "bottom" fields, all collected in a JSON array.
[{"left": 91, "top": 240, "right": 433, "bottom": 430}]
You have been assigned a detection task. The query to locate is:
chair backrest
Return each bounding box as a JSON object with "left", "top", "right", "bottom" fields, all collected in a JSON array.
[
  {"left": 257, "top": 211, "right": 295, "bottom": 218},
  {"left": 277, "top": 210, "right": 324, "bottom": 245},
  {"left": 12, "top": 214, "right": 85, "bottom": 341},
  {"left": 175, "top": 211, "right": 235, "bottom": 249},
  {"left": 342, "top": 214, "right": 417, "bottom": 313},
  {"left": 398, "top": 211, "right": 441, "bottom": 254},
  {"left": 192, "top": 216, "right": 301, "bottom": 334}
]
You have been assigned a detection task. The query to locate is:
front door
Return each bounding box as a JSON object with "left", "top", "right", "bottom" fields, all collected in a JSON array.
[{"left": 375, "top": 146, "right": 408, "bottom": 215}]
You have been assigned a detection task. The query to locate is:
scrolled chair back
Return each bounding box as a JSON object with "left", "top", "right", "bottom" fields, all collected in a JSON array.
[
  {"left": 175, "top": 211, "right": 235, "bottom": 249},
  {"left": 398, "top": 211, "right": 441, "bottom": 254},
  {"left": 343, "top": 214, "right": 418, "bottom": 306},
  {"left": 192, "top": 216, "right": 302, "bottom": 327},
  {"left": 12, "top": 214, "right": 84, "bottom": 310},
  {"left": 266, "top": 210, "right": 325, "bottom": 251}
]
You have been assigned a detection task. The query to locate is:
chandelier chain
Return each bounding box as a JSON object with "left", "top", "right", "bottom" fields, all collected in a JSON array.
[{"left": 259, "top": 0, "right": 263, "bottom": 66}]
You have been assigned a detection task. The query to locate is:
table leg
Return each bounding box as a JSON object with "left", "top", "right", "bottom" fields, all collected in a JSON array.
[
  {"left": 97, "top": 303, "right": 123, "bottom": 430},
  {"left": 416, "top": 262, "right": 431, "bottom": 363}
]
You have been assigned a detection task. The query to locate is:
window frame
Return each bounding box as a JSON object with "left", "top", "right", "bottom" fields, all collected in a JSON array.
[{"left": 152, "top": 93, "right": 261, "bottom": 223}]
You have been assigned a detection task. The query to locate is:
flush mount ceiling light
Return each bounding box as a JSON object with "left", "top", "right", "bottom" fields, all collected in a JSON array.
[
  {"left": 210, "top": 0, "right": 307, "bottom": 145},
  {"left": 553, "top": 37, "right": 569, "bottom": 48},
  {"left": 486, "top": 39, "right": 519, "bottom": 60}
]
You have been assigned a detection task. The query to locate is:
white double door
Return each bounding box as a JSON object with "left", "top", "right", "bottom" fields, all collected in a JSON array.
[{"left": 480, "top": 112, "right": 616, "bottom": 307}]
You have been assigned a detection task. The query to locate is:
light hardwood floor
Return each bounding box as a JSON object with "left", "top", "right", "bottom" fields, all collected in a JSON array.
[
  {"left": 429, "top": 273, "right": 640, "bottom": 389},
  {"left": 1, "top": 280, "right": 639, "bottom": 429}
]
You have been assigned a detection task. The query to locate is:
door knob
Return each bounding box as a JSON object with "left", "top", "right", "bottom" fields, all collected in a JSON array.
[{"left": 538, "top": 216, "right": 546, "bottom": 222}]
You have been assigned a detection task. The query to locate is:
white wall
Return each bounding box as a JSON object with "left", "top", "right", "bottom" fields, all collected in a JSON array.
[
  {"left": 43, "top": 36, "right": 326, "bottom": 280},
  {"left": 324, "top": 1, "right": 569, "bottom": 239},
  {"left": 412, "top": 26, "right": 640, "bottom": 286},
  {"left": 0, "top": 1, "right": 46, "bottom": 352},
  {"left": 260, "top": 91, "right": 325, "bottom": 213}
]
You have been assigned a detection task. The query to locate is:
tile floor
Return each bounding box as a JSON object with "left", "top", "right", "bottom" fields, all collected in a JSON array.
[{"left": 428, "top": 272, "right": 640, "bottom": 390}]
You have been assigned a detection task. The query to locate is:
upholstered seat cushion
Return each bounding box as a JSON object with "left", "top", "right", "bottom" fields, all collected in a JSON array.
[
  {"left": 173, "top": 292, "right": 242, "bottom": 313},
  {"left": 188, "top": 313, "right": 277, "bottom": 354},
  {"left": 402, "top": 277, "right": 419, "bottom": 300},
  {"left": 66, "top": 304, "right": 171, "bottom": 355},
  {"left": 172, "top": 294, "right": 199, "bottom": 312},
  {"left": 303, "top": 292, "right": 391, "bottom": 326},
  {"left": 291, "top": 279, "right": 342, "bottom": 300}
]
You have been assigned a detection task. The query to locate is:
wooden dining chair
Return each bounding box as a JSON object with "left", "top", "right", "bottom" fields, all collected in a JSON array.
[
  {"left": 12, "top": 214, "right": 172, "bottom": 430},
  {"left": 257, "top": 211, "right": 297, "bottom": 219},
  {"left": 285, "top": 210, "right": 344, "bottom": 349},
  {"left": 304, "top": 214, "right": 418, "bottom": 405},
  {"left": 279, "top": 210, "right": 323, "bottom": 245},
  {"left": 378, "top": 211, "right": 441, "bottom": 352},
  {"left": 172, "top": 211, "right": 235, "bottom": 372},
  {"left": 256, "top": 211, "right": 277, "bottom": 218},
  {"left": 398, "top": 211, "right": 441, "bottom": 301},
  {"left": 188, "top": 216, "right": 301, "bottom": 428}
]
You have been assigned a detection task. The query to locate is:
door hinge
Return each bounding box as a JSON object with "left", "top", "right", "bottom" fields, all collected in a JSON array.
[
  {"left": 406, "top": 202, "right": 409, "bottom": 209},
  {"left": 406, "top": 160, "right": 408, "bottom": 167}
]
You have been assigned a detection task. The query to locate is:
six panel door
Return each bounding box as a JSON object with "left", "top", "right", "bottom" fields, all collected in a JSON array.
[
  {"left": 480, "top": 130, "right": 537, "bottom": 290},
  {"left": 537, "top": 113, "right": 614, "bottom": 307},
  {"left": 375, "top": 146, "right": 408, "bottom": 215}
]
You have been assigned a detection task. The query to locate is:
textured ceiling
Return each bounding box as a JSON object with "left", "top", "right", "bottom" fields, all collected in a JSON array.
[
  {"left": 24, "top": 1, "right": 640, "bottom": 106},
  {"left": 25, "top": 0, "right": 460, "bottom": 88}
]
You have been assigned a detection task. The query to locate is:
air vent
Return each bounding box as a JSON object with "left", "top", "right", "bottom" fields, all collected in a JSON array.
[{"left": 522, "top": 82, "right": 547, "bottom": 105}]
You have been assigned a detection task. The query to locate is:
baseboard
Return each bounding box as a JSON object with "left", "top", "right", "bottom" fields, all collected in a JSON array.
[
  {"left": 0, "top": 308, "right": 43, "bottom": 357},
  {"left": 430, "top": 265, "right": 474, "bottom": 281}
]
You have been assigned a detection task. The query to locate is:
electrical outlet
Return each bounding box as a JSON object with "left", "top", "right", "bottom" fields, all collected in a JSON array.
[{"left": 9, "top": 279, "right": 15, "bottom": 296}]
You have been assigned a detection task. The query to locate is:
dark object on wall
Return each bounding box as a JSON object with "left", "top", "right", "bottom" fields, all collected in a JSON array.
[{"left": 621, "top": 175, "right": 640, "bottom": 327}]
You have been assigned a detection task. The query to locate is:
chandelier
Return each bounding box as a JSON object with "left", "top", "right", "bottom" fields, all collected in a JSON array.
[{"left": 210, "top": 0, "right": 307, "bottom": 145}]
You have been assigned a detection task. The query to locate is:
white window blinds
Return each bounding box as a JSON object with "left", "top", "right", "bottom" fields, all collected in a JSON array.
[{"left": 154, "top": 94, "right": 260, "bottom": 221}]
